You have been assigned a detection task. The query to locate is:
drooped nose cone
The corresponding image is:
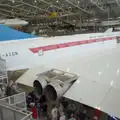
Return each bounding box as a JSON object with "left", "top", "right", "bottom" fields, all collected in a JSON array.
[
  {"left": 44, "top": 85, "right": 57, "bottom": 101},
  {"left": 33, "top": 80, "right": 43, "bottom": 95}
]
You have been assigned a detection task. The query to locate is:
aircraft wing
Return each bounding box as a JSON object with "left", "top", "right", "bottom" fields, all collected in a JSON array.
[
  {"left": 17, "top": 39, "right": 120, "bottom": 118},
  {"left": 63, "top": 44, "right": 120, "bottom": 119}
]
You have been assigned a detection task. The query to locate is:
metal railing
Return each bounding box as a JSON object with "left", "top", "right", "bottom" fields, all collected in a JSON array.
[
  {"left": 0, "top": 102, "right": 32, "bottom": 120},
  {"left": 0, "top": 92, "right": 32, "bottom": 120},
  {"left": 0, "top": 92, "right": 27, "bottom": 110},
  {"left": 0, "top": 57, "right": 8, "bottom": 83},
  {"left": 0, "top": 57, "right": 8, "bottom": 99}
]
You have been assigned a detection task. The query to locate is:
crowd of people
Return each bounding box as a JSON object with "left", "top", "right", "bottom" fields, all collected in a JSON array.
[
  {"left": 0, "top": 80, "right": 19, "bottom": 98},
  {"left": 26, "top": 91, "right": 70, "bottom": 120},
  {"left": 26, "top": 91, "right": 48, "bottom": 119},
  {"left": 0, "top": 82, "right": 118, "bottom": 120},
  {"left": 0, "top": 80, "right": 118, "bottom": 120},
  {"left": 26, "top": 91, "right": 104, "bottom": 120}
]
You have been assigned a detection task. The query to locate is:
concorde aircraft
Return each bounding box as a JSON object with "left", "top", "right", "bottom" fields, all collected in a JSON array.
[
  {"left": 0, "top": 27, "right": 118, "bottom": 71},
  {"left": 0, "top": 25, "right": 120, "bottom": 119}
]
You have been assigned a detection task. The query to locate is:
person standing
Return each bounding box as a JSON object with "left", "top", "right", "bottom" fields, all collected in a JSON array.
[
  {"left": 51, "top": 104, "right": 58, "bottom": 120},
  {"left": 59, "top": 112, "right": 66, "bottom": 120},
  {"left": 31, "top": 103, "right": 37, "bottom": 120},
  {"left": 69, "top": 114, "right": 76, "bottom": 120},
  {"left": 93, "top": 109, "right": 101, "bottom": 120}
]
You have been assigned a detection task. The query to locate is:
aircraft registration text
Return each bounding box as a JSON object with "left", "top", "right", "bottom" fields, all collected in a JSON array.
[{"left": 0, "top": 52, "right": 19, "bottom": 57}]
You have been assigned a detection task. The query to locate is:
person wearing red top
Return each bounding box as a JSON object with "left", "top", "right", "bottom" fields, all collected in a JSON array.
[
  {"left": 31, "top": 103, "right": 37, "bottom": 120},
  {"left": 93, "top": 109, "right": 102, "bottom": 120}
]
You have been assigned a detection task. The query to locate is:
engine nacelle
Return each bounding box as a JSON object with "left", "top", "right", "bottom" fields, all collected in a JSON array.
[
  {"left": 33, "top": 69, "right": 78, "bottom": 99},
  {"left": 33, "top": 76, "right": 48, "bottom": 95},
  {"left": 44, "top": 79, "right": 73, "bottom": 101}
]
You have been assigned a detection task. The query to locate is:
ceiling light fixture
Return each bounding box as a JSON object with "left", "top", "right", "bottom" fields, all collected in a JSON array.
[{"left": 12, "top": 0, "right": 15, "bottom": 3}]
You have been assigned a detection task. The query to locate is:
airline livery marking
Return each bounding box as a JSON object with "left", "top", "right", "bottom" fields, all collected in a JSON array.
[
  {"left": 0, "top": 52, "right": 19, "bottom": 57},
  {"left": 29, "top": 36, "right": 116, "bottom": 53}
]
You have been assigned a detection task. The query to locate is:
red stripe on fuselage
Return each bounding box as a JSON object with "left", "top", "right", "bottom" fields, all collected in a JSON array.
[{"left": 29, "top": 36, "right": 116, "bottom": 53}]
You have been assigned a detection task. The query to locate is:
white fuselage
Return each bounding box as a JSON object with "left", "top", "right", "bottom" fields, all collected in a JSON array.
[
  {"left": 0, "top": 32, "right": 120, "bottom": 71},
  {"left": 0, "top": 19, "right": 28, "bottom": 27}
]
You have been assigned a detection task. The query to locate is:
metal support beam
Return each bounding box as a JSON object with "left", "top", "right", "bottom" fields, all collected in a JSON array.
[
  {"left": 11, "top": 0, "right": 51, "bottom": 13},
  {"left": 0, "top": 3, "right": 36, "bottom": 14},
  {"left": 116, "top": 0, "right": 120, "bottom": 7},
  {"left": 0, "top": 107, "right": 3, "bottom": 120},
  {"left": 66, "top": 0, "right": 91, "bottom": 14},
  {"left": 107, "top": 4, "right": 117, "bottom": 18},
  {"left": 0, "top": 12, "right": 14, "bottom": 17},
  {"left": 90, "top": 0, "right": 106, "bottom": 11},
  {"left": 38, "top": 0, "right": 73, "bottom": 14},
  {"left": 0, "top": 8, "right": 26, "bottom": 17}
]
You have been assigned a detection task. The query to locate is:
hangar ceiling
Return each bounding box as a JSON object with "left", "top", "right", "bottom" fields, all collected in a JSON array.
[
  {"left": 0, "top": 0, "right": 120, "bottom": 35},
  {"left": 0, "top": 0, "right": 120, "bottom": 19}
]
